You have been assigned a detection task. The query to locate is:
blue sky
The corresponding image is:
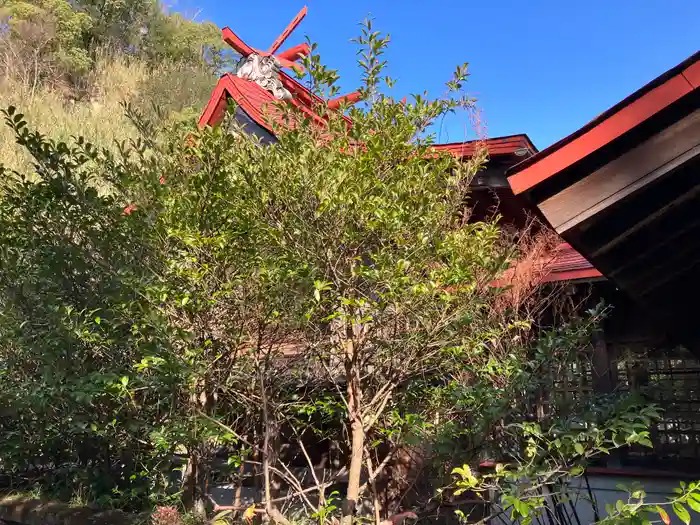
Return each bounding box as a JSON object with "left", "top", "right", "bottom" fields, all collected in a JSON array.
[{"left": 180, "top": 0, "right": 698, "bottom": 149}]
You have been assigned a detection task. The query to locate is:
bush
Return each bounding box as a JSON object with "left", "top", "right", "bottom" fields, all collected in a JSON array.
[
  {"left": 0, "top": 0, "right": 93, "bottom": 90},
  {"left": 0, "top": 26, "right": 497, "bottom": 515},
  {"left": 1, "top": 0, "right": 233, "bottom": 98}
]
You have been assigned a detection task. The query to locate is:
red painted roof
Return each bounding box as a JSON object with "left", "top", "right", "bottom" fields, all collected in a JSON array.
[
  {"left": 432, "top": 134, "right": 537, "bottom": 158},
  {"left": 199, "top": 72, "right": 342, "bottom": 132},
  {"left": 200, "top": 74, "right": 276, "bottom": 131},
  {"left": 494, "top": 242, "right": 602, "bottom": 287},
  {"left": 507, "top": 51, "right": 700, "bottom": 195},
  {"left": 542, "top": 243, "right": 602, "bottom": 283}
]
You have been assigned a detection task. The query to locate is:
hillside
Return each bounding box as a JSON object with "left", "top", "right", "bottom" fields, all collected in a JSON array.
[
  {"left": 1, "top": 56, "right": 137, "bottom": 173},
  {"left": 0, "top": 0, "right": 228, "bottom": 173}
]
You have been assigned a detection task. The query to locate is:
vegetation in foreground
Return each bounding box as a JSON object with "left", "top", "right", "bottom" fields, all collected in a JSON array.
[{"left": 1, "top": 2, "right": 700, "bottom": 524}]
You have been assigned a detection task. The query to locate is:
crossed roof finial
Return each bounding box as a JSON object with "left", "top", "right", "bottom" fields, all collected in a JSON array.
[
  {"left": 221, "top": 6, "right": 310, "bottom": 75},
  {"left": 220, "top": 6, "right": 360, "bottom": 106}
]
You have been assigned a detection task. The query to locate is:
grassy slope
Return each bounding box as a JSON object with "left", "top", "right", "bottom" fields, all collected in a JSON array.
[{"left": 0, "top": 56, "right": 148, "bottom": 174}]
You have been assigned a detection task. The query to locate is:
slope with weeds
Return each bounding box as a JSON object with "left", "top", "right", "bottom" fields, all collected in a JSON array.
[{"left": 0, "top": 55, "right": 147, "bottom": 174}]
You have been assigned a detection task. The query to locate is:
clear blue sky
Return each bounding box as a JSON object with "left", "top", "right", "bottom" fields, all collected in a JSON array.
[{"left": 179, "top": 0, "right": 698, "bottom": 149}]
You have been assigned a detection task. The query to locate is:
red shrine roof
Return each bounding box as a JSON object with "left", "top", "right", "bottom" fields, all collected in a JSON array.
[
  {"left": 199, "top": 6, "right": 357, "bottom": 131},
  {"left": 508, "top": 51, "right": 700, "bottom": 195},
  {"left": 199, "top": 71, "right": 350, "bottom": 132},
  {"left": 432, "top": 134, "right": 537, "bottom": 158},
  {"left": 542, "top": 243, "right": 601, "bottom": 283},
  {"left": 494, "top": 242, "right": 601, "bottom": 288},
  {"left": 200, "top": 74, "right": 272, "bottom": 130}
]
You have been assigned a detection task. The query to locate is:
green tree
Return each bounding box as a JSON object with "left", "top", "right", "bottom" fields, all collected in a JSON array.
[
  {"left": 72, "top": 0, "right": 155, "bottom": 56},
  {"left": 0, "top": 0, "right": 93, "bottom": 89},
  {"left": 139, "top": 10, "right": 233, "bottom": 71},
  {"left": 1, "top": 0, "right": 233, "bottom": 99}
]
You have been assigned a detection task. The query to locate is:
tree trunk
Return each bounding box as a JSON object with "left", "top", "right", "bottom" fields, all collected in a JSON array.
[
  {"left": 182, "top": 451, "right": 207, "bottom": 517},
  {"left": 341, "top": 349, "right": 364, "bottom": 525},
  {"left": 366, "top": 453, "right": 382, "bottom": 525},
  {"left": 259, "top": 366, "right": 285, "bottom": 523},
  {"left": 260, "top": 368, "right": 273, "bottom": 521}
]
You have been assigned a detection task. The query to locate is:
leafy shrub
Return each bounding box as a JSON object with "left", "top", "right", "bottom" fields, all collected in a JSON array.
[{"left": 0, "top": 0, "right": 93, "bottom": 89}]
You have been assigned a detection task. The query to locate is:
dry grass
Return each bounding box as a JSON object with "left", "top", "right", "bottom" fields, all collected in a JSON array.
[
  {"left": 0, "top": 54, "right": 148, "bottom": 174},
  {"left": 493, "top": 221, "right": 563, "bottom": 316}
]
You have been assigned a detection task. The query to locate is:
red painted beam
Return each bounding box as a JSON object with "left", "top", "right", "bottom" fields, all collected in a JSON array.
[
  {"left": 277, "top": 42, "right": 311, "bottom": 62},
  {"left": 276, "top": 57, "right": 305, "bottom": 74},
  {"left": 279, "top": 74, "right": 317, "bottom": 108},
  {"left": 222, "top": 27, "right": 257, "bottom": 56},
  {"left": 327, "top": 91, "right": 362, "bottom": 110},
  {"left": 267, "top": 6, "right": 307, "bottom": 55},
  {"left": 199, "top": 79, "right": 227, "bottom": 128},
  {"left": 508, "top": 73, "right": 695, "bottom": 195},
  {"left": 222, "top": 27, "right": 304, "bottom": 73},
  {"left": 683, "top": 60, "right": 700, "bottom": 88}
]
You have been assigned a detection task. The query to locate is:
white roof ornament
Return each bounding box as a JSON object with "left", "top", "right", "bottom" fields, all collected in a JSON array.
[{"left": 236, "top": 54, "right": 292, "bottom": 100}]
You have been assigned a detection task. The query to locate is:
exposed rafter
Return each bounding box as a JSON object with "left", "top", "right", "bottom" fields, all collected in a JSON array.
[{"left": 328, "top": 92, "right": 362, "bottom": 110}]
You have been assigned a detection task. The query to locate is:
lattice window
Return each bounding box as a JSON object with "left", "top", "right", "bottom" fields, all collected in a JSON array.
[
  {"left": 536, "top": 349, "right": 595, "bottom": 421},
  {"left": 613, "top": 345, "right": 700, "bottom": 462},
  {"left": 552, "top": 353, "right": 595, "bottom": 406}
]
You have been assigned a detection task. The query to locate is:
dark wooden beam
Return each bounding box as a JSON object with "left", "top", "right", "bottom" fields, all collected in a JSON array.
[
  {"left": 590, "top": 169, "right": 700, "bottom": 259},
  {"left": 591, "top": 330, "right": 615, "bottom": 394},
  {"left": 605, "top": 214, "right": 700, "bottom": 279},
  {"left": 635, "top": 247, "right": 700, "bottom": 298}
]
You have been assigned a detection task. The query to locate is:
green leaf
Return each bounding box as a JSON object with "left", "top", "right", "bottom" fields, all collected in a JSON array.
[
  {"left": 687, "top": 497, "right": 700, "bottom": 513},
  {"left": 94, "top": 316, "right": 101, "bottom": 325},
  {"left": 638, "top": 437, "right": 653, "bottom": 448},
  {"left": 574, "top": 442, "right": 585, "bottom": 455},
  {"left": 181, "top": 296, "right": 190, "bottom": 306},
  {"left": 674, "top": 503, "right": 691, "bottom": 525},
  {"left": 212, "top": 509, "right": 232, "bottom": 525},
  {"left": 569, "top": 466, "right": 584, "bottom": 477}
]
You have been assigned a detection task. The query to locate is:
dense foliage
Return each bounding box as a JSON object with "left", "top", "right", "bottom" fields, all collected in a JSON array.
[
  {"left": 0, "top": 0, "right": 232, "bottom": 176},
  {"left": 0, "top": 17, "right": 685, "bottom": 525},
  {"left": 0, "top": 0, "right": 233, "bottom": 96}
]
